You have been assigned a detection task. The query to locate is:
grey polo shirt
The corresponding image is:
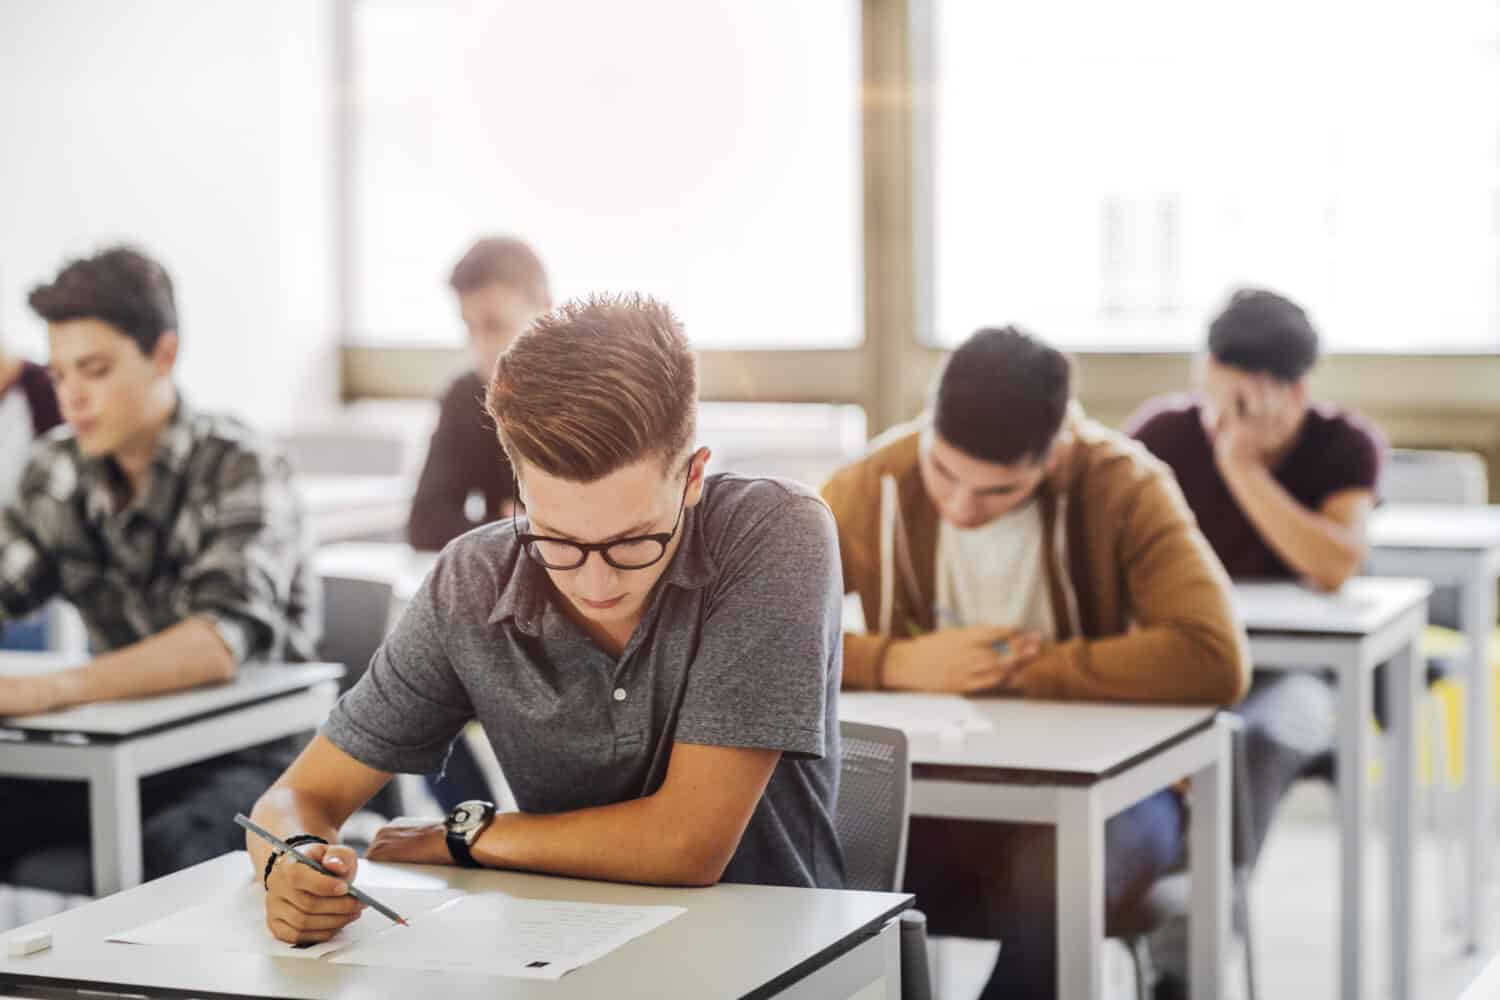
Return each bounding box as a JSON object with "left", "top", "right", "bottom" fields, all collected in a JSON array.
[{"left": 323, "top": 473, "right": 846, "bottom": 889}]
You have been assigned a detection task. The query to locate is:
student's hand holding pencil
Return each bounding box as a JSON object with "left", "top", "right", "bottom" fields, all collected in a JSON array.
[
  {"left": 263, "top": 841, "right": 367, "bottom": 945},
  {"left": 883, "top": 626, "right": 1041, "bottom": 694}
]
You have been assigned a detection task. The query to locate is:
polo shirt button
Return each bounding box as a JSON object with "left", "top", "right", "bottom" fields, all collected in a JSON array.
[{"left": 613, "top": 687, "right": 627, "bottom": 702}]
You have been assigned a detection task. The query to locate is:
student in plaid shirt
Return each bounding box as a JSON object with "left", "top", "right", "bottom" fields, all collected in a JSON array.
[{"left": 0, "top": 246, "right": 320, "bottom": 888}]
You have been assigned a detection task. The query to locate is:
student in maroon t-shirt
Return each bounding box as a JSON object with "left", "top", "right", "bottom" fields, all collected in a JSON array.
[
  {"left": 1128, "top": 288, "right": 1384, "bottom": 1000},
  {"left": 0, "top": 342, "right": 64, "bottom": 505}
]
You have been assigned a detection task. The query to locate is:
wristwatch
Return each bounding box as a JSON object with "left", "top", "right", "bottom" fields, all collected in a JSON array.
[{"left": 443, "top": 799, "right": 496, "bottom": 868}]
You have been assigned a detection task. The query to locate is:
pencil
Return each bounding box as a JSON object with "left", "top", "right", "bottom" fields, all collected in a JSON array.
[{"left": 234, "top": 813, "right": 409, "bottom": 927}]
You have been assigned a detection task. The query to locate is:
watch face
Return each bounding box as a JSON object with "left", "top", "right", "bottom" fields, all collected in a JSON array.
[{"left": 447, "top": 799, "right": 495, "bottom": 837}]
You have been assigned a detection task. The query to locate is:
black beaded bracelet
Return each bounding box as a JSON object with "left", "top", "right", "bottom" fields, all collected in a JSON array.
[{"left": 262, "top": 834, "right": 329, "bottom": 890}]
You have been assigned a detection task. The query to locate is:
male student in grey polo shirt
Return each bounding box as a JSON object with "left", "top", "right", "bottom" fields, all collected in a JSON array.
[{"left": 249, "top": 293, "right": 846, "bottom": 945}]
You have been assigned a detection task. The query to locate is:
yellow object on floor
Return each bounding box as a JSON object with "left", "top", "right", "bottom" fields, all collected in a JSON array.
[{"left": 1420, "top": 625, "right": 1500, "bottom": 785}]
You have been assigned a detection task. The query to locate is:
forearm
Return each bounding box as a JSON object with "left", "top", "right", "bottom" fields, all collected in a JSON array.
[
  {"left": 1018, "top": 624, "right": 1249, "bottom": 705},
  {"left": 472, "top": 795, "right": 726, "bottom": 887},
  {"left": 1220, "top": 459, "right": 1363, "bottom": 588},
  {"left": 46, "top": 618, "right": 236, "bottom": 710}
]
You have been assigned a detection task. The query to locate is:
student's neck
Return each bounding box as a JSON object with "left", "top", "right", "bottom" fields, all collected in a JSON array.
[
  {"left": 112, "top": 387, "right": 178, "bottom": 497},
  {"left": 560, "top": 601, "right": 640, "bottom": 659}
]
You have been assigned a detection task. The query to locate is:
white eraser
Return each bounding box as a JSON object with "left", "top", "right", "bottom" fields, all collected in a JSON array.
[{"left": 7, "top": 931, "right": 51, "bottom": 957}]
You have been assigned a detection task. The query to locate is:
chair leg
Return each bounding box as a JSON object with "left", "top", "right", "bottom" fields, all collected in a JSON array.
[
  {"left": 1127, "top": 935, "right": 1154, "bottom": 1000},
  {"left": 1234, "top": 870, "right": 1258, "bottom": 1000},
  {"left": 1433, "top": 691, "right": 1466, "bottom": 932}
]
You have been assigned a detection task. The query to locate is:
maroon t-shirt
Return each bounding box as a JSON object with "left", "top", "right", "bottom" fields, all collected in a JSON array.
[
  {"left": 4, "top": 360, "right": 63, "bottom": 436},
  {"left": 1128, "top": 394, "right": 1384, "bottom": 580}
]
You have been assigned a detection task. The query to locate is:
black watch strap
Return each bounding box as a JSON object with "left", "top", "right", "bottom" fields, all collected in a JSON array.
[
  {"left": 446, "top": 830, "right": 481, "bottom": 868},
  {"left": 263, "top": 834, "right": 328, "bottom": 889}
]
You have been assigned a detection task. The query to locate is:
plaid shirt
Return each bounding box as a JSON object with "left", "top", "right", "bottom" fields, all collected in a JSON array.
[{"left": 0, "top": 398, "right": 320, "bottom": 662}]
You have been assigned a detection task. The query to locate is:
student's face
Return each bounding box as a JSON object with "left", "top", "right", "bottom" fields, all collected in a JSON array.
[
  {"left": 47, "top": 319, "right": 177, "bottom": 458},
  {"left": 517, "top": 447, "right": 710, "bottom": 631},
  {"left": 1195, "top": 357, "right": 1306, "bottom": 444},
  {"left": 919, "top": 430, "right": 1051, "bottom": 529},
  {"left": 458, "top": 283, "right": 546, "bottom": 379}
]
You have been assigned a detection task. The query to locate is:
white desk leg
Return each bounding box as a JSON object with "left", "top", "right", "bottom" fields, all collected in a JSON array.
[
  {"left": 1056, "top": 787, "right": 1104, "bottom": 1000},
  {"left": 88, "top": 749, "right": 141, "bottom": 896},
  {"left": 1387, "top": 634, "right": 1420, "bottom": 1000},
  {"left": 1189, "top": 722, "right": 1230, "bottom": 1000},
  {"left": 1337, "top": 649, "right": 1370, "bottom": 1000},
  {"left": 1464, "top": 562, "right": 1496, "bottom": 954}
]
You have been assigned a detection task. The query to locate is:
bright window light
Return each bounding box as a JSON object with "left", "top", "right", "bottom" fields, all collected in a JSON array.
[
  {"left": 350, "top": 0, "right": 862, "bottom": 350},
  {"left": 932, "top": 0, "right": 1500, "bottom": 351}
]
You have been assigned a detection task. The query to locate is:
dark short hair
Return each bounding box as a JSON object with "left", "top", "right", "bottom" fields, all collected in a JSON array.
[
  {"left": 933, "top": 325, "right": 1073, "bottom": 465},
  {"left": 1207, "top": 288, "right": 1319, "bottom": 382},
  {"left": 27, "top": 246, "right": 178, "bottom": 355},
  {"left": 448, "top": 236, "right": 551, "bottom": 307}
]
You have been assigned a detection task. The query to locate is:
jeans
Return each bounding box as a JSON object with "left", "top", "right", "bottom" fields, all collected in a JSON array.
[
  {"left": 1151, "top": 670, "right": 1337, "bottom": 982},
  {"left": 904, "top": 788, "right": 1186, "bottom": 998}
]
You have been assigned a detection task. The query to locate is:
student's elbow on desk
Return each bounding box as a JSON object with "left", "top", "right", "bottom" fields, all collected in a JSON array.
[
  {"left": 653, "top": 821, "right": 742, "bottom": 887},
  {"left": 1180, "top": 624, "right": 1251, "bottom": 706},
  {"left": 1300, "top": 548, "right": 1364, "bottom": 594}
]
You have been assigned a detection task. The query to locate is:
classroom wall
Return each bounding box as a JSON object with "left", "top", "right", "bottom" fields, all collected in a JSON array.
[{"left": 0, "top": 0, "right": 338, "bottom": 428}]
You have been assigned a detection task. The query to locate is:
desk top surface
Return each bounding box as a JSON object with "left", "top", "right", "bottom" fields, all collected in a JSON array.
[
  {"left": 1234, "top": 577, "right": 1431, "bottom": 636},
  {"left": 296, "top": 475, "right": 413, "bottom": 509},
  {"left": 0, "top": 660, "right": 343, "bottom": 737},
  {"left": 0, "top": 853, "right": 910, "bottom": 1000},
  {"left": 1370, "top": 504, "right": 1500, "bottom": 551},
  {"left": 841, "top": 695, "right": 1217, "bottom": 778}
]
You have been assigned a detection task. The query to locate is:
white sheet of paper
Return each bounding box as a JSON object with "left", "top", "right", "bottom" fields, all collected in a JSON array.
[
  {"left": 109, "top": 883, "right": 462, "bottom": 960},
  {"left": 840, "top": 692, "right": 995, "bottom": 738},
  {"left": 328, "top": 894, "right": 686, "bottom": 980}
]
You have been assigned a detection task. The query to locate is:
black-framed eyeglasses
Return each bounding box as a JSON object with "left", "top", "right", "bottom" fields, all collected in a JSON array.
[{"left": 513, "top": 461, "right": 694, "bottom": 571}]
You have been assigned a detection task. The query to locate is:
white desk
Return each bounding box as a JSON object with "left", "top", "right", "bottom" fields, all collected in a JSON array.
[
  {"left": 297, "top": 475, "right": 414, "bottom": 544},
  {"left": 1368, "top": 503, "right": 1500, "bottom": 955},
  {"left": 0, "top": 659, "right": 343, "bottom": 897},
  {"left": 1235, "top": 577, "right": 1430, "bottom": 1000},
  {"left": 0, "top": 853, "right": 912, "bottom": 999},
  {"left": 842, "top": 696, "right": 1229, "bottom": 1000},
  {"left": 1462, "top": 948, "right": 1500, "bottom": 999}
]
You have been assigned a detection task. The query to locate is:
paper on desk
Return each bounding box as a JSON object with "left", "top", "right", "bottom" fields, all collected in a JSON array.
[
  {"left": 839, "top": 692, "right": 995, "bottom": 738},
  {"left": 109, "top": 883, "right": 462, "bottom": 960},
  {"left": 328, "top": 894, "right": 686, "bottom": 980}
]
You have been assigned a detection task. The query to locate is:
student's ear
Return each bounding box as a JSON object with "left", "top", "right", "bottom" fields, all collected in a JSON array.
[
  {"left": 150, "top": 331, "right": 179, "bottom": 376},
  {"left": 684, "top": 446, "right": 712, "bottom": 508}
]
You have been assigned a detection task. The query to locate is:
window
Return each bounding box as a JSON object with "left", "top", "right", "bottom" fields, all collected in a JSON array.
[
  {"left": 929, "top": 0, "right": 1500, "bottom": 351},
  {"left": 348, "top": 0, "right": 861, "bottom": 349}
]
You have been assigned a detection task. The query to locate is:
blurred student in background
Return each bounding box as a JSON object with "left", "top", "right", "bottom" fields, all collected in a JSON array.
[
  {"left": 407, "top": 236, "right": 552, "bottom": 551},
  {"left": 824, "top": 325, "right": 1248, "bottom": 999},
  {"left": 0, "top": 331, "right": 63, "bottom": 651},
  {"left": 1130, "top": 287, "right": 1383, "bottom": 999},
  {"left": 0, "top": 246, "right": 319, "bottom": 890},
  {"left": 0, "top": 336, "right": 62, "bottom": 505}
]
